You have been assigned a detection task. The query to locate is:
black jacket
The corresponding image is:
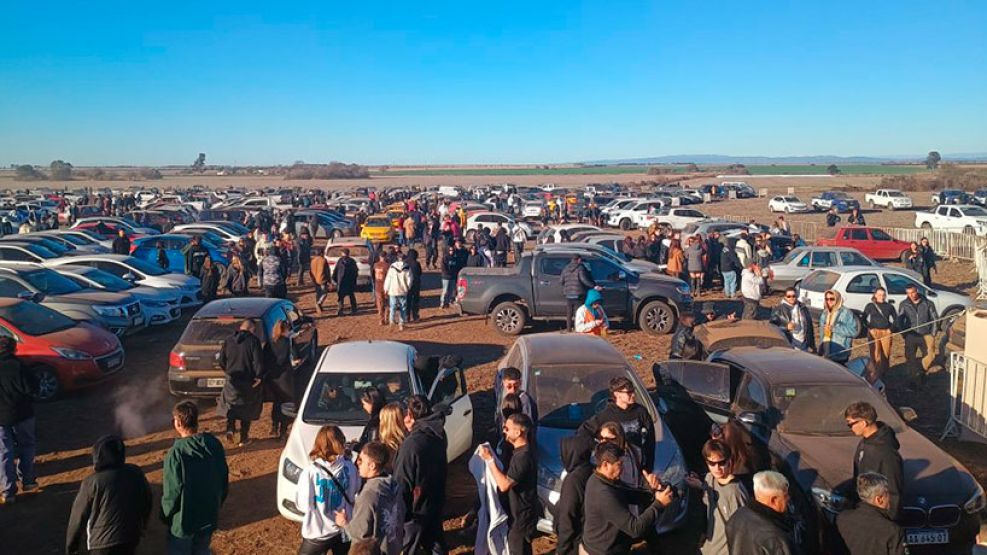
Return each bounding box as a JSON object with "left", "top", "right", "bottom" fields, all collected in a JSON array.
[
  {"left": 720, "top": 246, "right": 742, "bottom": 273},
  {"left": 0, "top": 353, "right": 33, "bottom": 426},
  {"left": 494, "top": 229, "right": 511, "bottom": 251},
  {"left": 554, "top": 434, "right": 595, "bottom": 555},
  {"left": 853, "top": 423, "right": 904, "bottom": 519},
  {"left": 669, "top": 324, "right": 700, "bottom": 360},
  {"left": 560, "top": 260, "right": 595, "bottom": 299},
  {"left": 836, "top": 502, "right": 906, "bottom": 555},
  {"left": 262, "top": 337, "right": 293, "bottom": 403},
  {"left": 862, "top": 302, "right": 897, "bottom": 331},
  {"left": 902, "top": 251, "right": 926, "bottom": 276},
  {"left": 66, "top": 436, "right": 152, "bottom": 554},
  {"left": 440, "top": 251, "right": 464, "bottom": 279},
  {"left": 111, "top": 236, "right": 131, "bottom": 255},
  {"left": 769, "top": 301, "right": 816, "bottom": 347},
  {"left": 331, "top": 255, "right": 359, "bottom": 295},
  {"left": 897, "top": 296, "right": 938, "bottom": 336},
  {"left": 726, "top": 501, "right": 796, "bottom": 555},
  {"left": 584, "top": 402, "right": 656, "bottom": 470},
  {"left": 393, "top": 410, "right": 448, "bottom": 521},
  {"left": 216, "top": 330, "right": 264, "bottom": 420},
  {"left": 581, "top": 473, "right": 663, "bottom": 555}
]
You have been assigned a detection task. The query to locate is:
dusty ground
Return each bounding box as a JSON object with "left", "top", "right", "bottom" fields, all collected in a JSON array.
[{"left": 3, "top": 194, "right": 985, "bottom": 554}]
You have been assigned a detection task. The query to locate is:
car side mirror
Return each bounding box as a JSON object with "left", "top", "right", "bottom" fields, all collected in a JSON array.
[
  {"left": 898, "top": 406, "right": 918, "bottom": 423},
  {"left": 280, "top": 402, "right": 298, "bottom": 419},
  {"left": 738, "top": 411, "right": 764, "bottom": 427}
]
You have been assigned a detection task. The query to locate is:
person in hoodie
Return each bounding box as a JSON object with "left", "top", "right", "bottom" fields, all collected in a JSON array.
[
  {"left": 405, "top": 249, "right": 423, "bottom": 322},
  {"left": 554, "top": 433, "right": 594, "bottom": 555},
  {"left": 216, "top": 319, "right": 265, "bottom": 446},
  {"left": 335, "top": 441, "right": 404, "bottom": 555},
  {"left": 725, "top": 470, "right": 796, "bottom": 555},
  {"left": 258, "top": 247, "right": 287, "bottom": 299},
  {"left": 66, "top": 435, "right": 152, "bottom": 555},
  {"left": 296, "top": 425, "right": 360, "bottom": 555},
  {"left": 331, "top": 247, "right": 360, "bottom": 316},
  {"left": 0, "top": 335, "right": 37, "bottom": 505},
  {"left": 383, "top": 254, "right": 412, "bottom": 331},
  {"left": 836, "top": 472, "right": 906, "bottom": 555},
  {"left": 574, "top": 289, "right": 609, "bottom": 335},
  {"left": 393, "top": 395, "right": 448, "bottom": 555},
  {"left": 559, "top": 255, "right": 597, "bottom": 332},
  {"left": 582, "top": 376, "right": 656, "bottom": 471},
  {"left": 844, "top": 402, "right": 903, "bottom": 519},
  {"left": 493, "top": 224, "right": 511, "bottom": 267},
  {"left": 161, "top": 401, "right": 228, "bottom": 554},
  {"left": 819, "top": 289, "right": 859, "bottom": 364}
]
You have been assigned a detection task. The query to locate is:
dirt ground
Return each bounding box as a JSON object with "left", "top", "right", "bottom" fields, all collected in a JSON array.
[{"left": 3, "top": 193, "right": 986, "bottom": 554}]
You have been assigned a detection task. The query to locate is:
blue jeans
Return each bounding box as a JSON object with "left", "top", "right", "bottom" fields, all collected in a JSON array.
[
  {"left": 0, "top": 417, "right": 37, "bottom": 499},
  {"left": 723, "top": 271, "right": 737, "bottom": 298},
  {"left": 167, "top": 530, "right": 214, "bottom": 555},
  {"left": 389, "top": 295, "right": 408, "bottom": 324},
  {"left": 441, "top": 278, "right": 456, "bottom": 306}
]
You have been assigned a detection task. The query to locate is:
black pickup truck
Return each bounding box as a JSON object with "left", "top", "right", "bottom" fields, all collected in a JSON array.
[{"left": 457, "top": 248, "right": 692, "bottom": 335}]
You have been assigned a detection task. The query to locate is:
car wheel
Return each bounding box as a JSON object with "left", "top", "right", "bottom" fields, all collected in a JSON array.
[
  {"left": 921, "top": 222, "right": 932, "bottom": 230},
  {"left": 490, "top": 301, "right": 526, "bottom": 335},
  {"left": 640, "top": 300, "right": 675, "bottom": 335},
  {"left": 619, "top": 218, "right": 632, "bottom": 231},
  {"left": 32, "top": 365, "right": 62, "bottom": 402}
]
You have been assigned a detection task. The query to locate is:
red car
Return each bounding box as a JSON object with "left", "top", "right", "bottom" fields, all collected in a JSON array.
[
  {"left": 0, "top": 299, "right": 124, "bottom": 401},
  {"left": 814, "top": 226, "right": 912, "bottom": 261}
]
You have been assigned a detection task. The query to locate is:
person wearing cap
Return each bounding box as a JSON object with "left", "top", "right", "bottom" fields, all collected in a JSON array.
[{"left": 700, "top": 302, "right": 736, "bottom": 325}]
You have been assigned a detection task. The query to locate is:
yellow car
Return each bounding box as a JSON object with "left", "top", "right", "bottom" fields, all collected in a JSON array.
[{"left": 360, "top": 216, "right": 396, "bottom": 242}]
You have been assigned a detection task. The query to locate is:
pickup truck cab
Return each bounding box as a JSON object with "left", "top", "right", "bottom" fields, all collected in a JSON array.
[
  {"left": 457, "top": 249, "right": 691, "bottom": 335},
  {"left": 865, "top": 189, "right": 913, "bottom": 210},
  {"left": 607, "top": 199, "right": 666, "bottom": 230},
  {"left": 811, "top": 191, "right": 860, "bottom": 213},
  {"left": 814, "top": 226, "right": 911, "bottom": 261},
  {"left": 914, "top": 205, "right": 987, "bottom": 236}
]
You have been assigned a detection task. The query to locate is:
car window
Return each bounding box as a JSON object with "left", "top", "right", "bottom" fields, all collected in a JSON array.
[
  {"left": 884, "top": 272, "right": 923, "bottom": 295},
  {"left": 735, "top": 376, "right": 769, "bottom": 413},
  {"left": 538, "top": 257, "right": 570, "bottom": 276},
  {"left": 660, "top": 361, "right": 731, "bottom": 404},
  {"left": 849, "top": 229, "right": 868, "bottom": 241},
  {"left": 810, "top": 251, "right": 837, "bottom": 267},
  {"left": 0, "top": 248, "right": 33, "bottom": 262},
  {"left": 839, "top": 251, "right": 872, "bottom": 266},
  {"left": 0, "top": 277, "right": 28, "bottom": 297},
  {"left": 800, "top": 270, "right": 840, "bottom": 293},
  {"left": 430, "top": 368, "right": 467, "bottom": 407},
  {"left": 871, "top": 229, "right": 893, "bottom": 241},
  {"left": 845, "top": 273, "right": 879, "bottom": 294},
  {"left": 795, "top": 253, "right": 810, "bottom": 267},
  {"left": 587, "top": 259, "right": 620, "bottom": 281},
  {"left": 948, "top": 208, "right": 960, "bottom": 218},
  {"left": 530, "top": 364, "right": 649, "bottom": 429}
]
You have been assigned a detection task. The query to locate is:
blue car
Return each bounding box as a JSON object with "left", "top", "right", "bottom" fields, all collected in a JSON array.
[
  {"left": 130, "top": 234, "right": 229, "bottom": 274},
  {"left": 933, "top": 189, "right": 969, "bottom": 205},
  {"left": 813, "top": 191, "right": 860, "bottom": 213}
]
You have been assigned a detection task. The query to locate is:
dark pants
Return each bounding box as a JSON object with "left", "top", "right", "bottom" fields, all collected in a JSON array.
[
  {"left": 403, "top": 517, "right": 447, "bottom": 555},
  {"left": 507, "top": 522, "right": 534, "bottom": 555},
  {"left": 0, "top": 417, "right": 36, "bottom": 499},
  {"left": 225, "top": 419, "right": 251, "bottom": 443},
  {"left": 297, "top": 263, "right": 308, "bottom": 286},
  {"left": 336, "top": 291, "right": 357, "bottom": 314},
  {"left": 265, "top": 284, "right": 287, "bottom": 299},
  {"left": 90, "top": 543, "right": 138, "bottom": 555},
  {"left": 425, "top": 242, "right": 438, "bottom": 268},
  {"left": 565, "top": 296, "right": 581, "bottom": 331},
  {"left": 313, "top": 283, "right": 328, "bottom": 310},
  {"left": 297, "top": 535, "right": 349, "bottom": 555},
  {"left": 408, "top": 284, "right": 421, "bottom": 320},
  {"left": 742, "top": 297, "right": 760, "bottom": 320},
  {"left": 922, "top": 269, "right": 933, "bottom": 287}
]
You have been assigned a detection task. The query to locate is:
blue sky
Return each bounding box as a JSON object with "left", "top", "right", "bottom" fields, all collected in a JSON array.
[{"left": 1, "top": 1, "right": 985, "bottom": 166}]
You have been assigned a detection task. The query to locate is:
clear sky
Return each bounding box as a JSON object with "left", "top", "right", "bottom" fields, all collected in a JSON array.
[{"left": 2, "top": 1, "right": 985, "bottom": 166}]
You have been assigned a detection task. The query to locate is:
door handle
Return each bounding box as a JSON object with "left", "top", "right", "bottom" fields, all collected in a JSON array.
[{"left": 538, "top": 280, "right": 550, "bottom": 286}]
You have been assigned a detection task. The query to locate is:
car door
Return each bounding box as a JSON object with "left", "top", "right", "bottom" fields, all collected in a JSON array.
[
  {"left": 281, "top": 302, "right": 316, "bottom": 364},
  {"left": 532, "top": 256, "right": 569, "bottom": 316},
  {"left": 585, "top": 257, "right": 629, "bottom": 318},
  {"left": 730, "top": 372, "right": 773, "bottom": 443},
  {"left": 809, "top": 250, "right": 837, "bottom": 270},
  {"left": 425, "top": 362, "right": 474, "bottom": 461},
  {"left": 867, "top": 228, "right": 899, "bottom": 260},
  {"left": 842, "top": 272, "right": 880, "bottom": 312},
  {"left": 657, "top": 361, "right": 733, "bottom": 421}
]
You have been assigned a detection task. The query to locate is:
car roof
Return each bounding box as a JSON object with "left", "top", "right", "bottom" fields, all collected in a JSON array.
[
  {"left": 514, "top": 332, "right": 629, "bottom": 367},
  {"left": 318, "top": 340, "right": 414, "bottom": 374},
  {"left": 193, "top": 297, "right": 284, "bottom": 319},
  {"left": 715, "top": 347, "right": 864, "bottom": 385},
  {"left": 51, "top": 254, "right": 132, "bottom": 263},
  {"left": 327, "top": 237, "right": 372, "bottom": 246}
]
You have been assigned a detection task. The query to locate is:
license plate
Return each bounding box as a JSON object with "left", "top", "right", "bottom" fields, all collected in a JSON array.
[
  {"left": 905, "top": 529, "right": 949, "bottom": 545},
  {"left": 105, "top": 355, "right": 122, "bottom": 368},
  {"left": 205, "top": 378, "right": 226, "bottom": 388}
]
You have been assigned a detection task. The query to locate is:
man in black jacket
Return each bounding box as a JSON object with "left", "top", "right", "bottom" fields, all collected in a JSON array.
[
  {"left": 669, "top": 312, "right": 700, "bottom": 360},
  {"left": 581, "top": 442, "right": 674, "bottom": 555},
  {"left": 554, "top": 434, "right": 595, "bottom": 555},
  {"left": 331, "top": 247, "right": 360, "bottom": 316},
  {"left": 560, "top": 255, "right": 597, "bottom": 332},
  {"left": 582, "top": 377, "right": 656, "bottom": 471},
  {"left": 216, "top": 320, "right": 265, "bottom": 446},
  {"left": 394, "top": 395, "right": 448, "bottom": 555},
  {"left": 0, "top": 336, "right": 37, "bottom": 504},
  {"left": 405, "top": 249, "right": 423, "bottom": 321},
  {"left": 769, "top": 287, "right": 815, "bottom": 352},
  {"left": 845, "top": 402, "right": 904, "bottom": 518},
  {"left": 836, "top": 472, "right": 906, "bottom": 555},
  {"left": 66, "top": 435, "right": 153, "bottom": 555},
  {"left": 493, "top": 224, "right": 511, "bottom": 268},
  {"left": 111, "top": 229, "right": 131, "bottom": 255},
  {"left": 726, "top": 470, "right": 796, "bottom": 555},
  {"left": 897, "top": 284, "right": 938, "bottom": 387}
]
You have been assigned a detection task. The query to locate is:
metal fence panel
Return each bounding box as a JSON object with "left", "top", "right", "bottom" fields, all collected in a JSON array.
[{"left": 942, "top": 352, "right": 987, "bottom": 443}]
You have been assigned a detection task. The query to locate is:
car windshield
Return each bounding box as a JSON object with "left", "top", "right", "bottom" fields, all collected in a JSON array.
[
  {"left": 773, "top": 384, "right": 904, "bottom": 435},
  {"left": 180, "top": 318, "right": 262, "bottom": 344},
  {"left": 530, "top": 364, "right": 648, "bottom": 429},
  {"left": 81, "top": 269, "right": 135, "bottom": 291},
  {"left": 783, "top": 197, "right": 801, "bottom": 203},
  {"left": 122, "top": 257, "right": 167, "bottom": 276},
  {"left": 0, "top": 300, "right": 76, "bottom": 335},
  {"left": 800, "top": 270, "right": 840, "bottom": 292},
  {"left": 23, "top": 269, "right": 83, "bottom": 295},
  {"left": 20, "top": 244, "right": 58, "bottom": 259},
  {"left": 365, "top": 217, "right": 389, "bottom": 227},
  {"left": 886, "top": 191, "right": 905, "bottom": 197},
  {"left": 56, "top": 234, "right": 88, "bottom": 246},
  {"left": 303, "top": 372, "right": 411, "bottom": 425},
  {"left": 962, "top": 207, "right": 987, "bottom": 217}
]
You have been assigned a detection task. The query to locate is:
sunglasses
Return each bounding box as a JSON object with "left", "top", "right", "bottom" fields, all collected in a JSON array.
[
  {"left": 706, "top": 458, "right": 729, "bottom": 467},
  {"left": 825, "top": 296, "right": 836, "bottom": 301},
  {"left": 785, "top": 294, "right": 796, "bottom": 299},
  {"left": 846, "top": 419, "right": 863, "bottom": 429}
]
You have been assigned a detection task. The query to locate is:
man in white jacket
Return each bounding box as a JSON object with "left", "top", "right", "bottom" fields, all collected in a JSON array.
[
  {"left": 740, "top": 263, "right": 764, "bottom": 320},
  {"left": 383, "top": 256, "right": 412, "bottom": 331}
]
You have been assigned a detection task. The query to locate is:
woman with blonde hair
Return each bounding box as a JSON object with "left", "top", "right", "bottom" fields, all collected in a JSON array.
[
  {"left": 666, "top": 239, "right": 685, "bottom": 280},
  {"left": 295, "top": 425, "right": 360, "bottom": 555},
  {"left": 377, "top": 402, "right": 407, "bottom": 460},
  {"left": 819, "top": 289, "right": 859, "bottom": 364}
]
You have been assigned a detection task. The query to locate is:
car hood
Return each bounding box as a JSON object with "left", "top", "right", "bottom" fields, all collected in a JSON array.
[
  {"left": 130, "top": 285, "right": 178, "bottom": 302},
  {"left": 779, "top": 428, "right": 979, "bottom": 505},
  {"left": 56, "top": 290, "right": 135, "bottom": 305},
  {"left": 41, "top": 322, "right": 120, "bottom": 356},
  {"left": 636, "top": 271, "right": 688, "bottom": 288},
  {"left": 159, "top": 274, "right": 200, "bottom": 288}
]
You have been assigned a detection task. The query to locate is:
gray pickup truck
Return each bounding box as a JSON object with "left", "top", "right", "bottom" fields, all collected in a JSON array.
[{"left": 457, "top": 249, "right": 692, "bottom": 335}]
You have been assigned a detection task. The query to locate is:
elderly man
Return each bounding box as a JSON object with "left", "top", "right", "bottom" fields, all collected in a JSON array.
[
  {"left": 726, "top": 470, "right": 797, "bottom": 555},
  {"left": 836, "top": 473, "right": 906, "bottom": 555}
]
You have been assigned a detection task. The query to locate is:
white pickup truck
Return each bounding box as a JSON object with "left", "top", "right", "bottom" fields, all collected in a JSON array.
[
  {"left": 865, "top": 189, "right": 913, "bottom": 210},
  {"left": 607, "top": 199, "right": 666, "bottom": 230},
  {"left": 224, "top": 196, "right": 292, "bottom": 210},
  {"left": 638, "top": 207, "right": 708, "bottom": 230},
  {"left": 914, "top": 204, "right": 987, "bottom": 236}
]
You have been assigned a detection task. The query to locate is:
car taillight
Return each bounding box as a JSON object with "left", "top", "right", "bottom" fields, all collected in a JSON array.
[
  {"left": 169, "top": 351, "right": 186, "bottom": 370},
  {"left": 457, "top": 277, "right": 468, "bottom": 299}
]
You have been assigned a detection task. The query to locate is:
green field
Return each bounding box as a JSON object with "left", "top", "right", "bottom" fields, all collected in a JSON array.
[
  {"left": 372, "top": 164, "right": 928, "bottom": 177},
  {"left": 744, "top": 164, "right": 927, "bottom": 176}
]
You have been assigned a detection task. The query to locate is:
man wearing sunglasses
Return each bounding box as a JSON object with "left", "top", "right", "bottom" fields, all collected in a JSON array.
[
  {"left": 844, "top": 402, "right": 903, "bottom": 519},
  {"left": 769, "top": 287, "right": 815, "bottom": 352},
  {"left": 582, "top": 377, "right": 656, "bottom": 472},
  {"left": 685, "top": 440, "right": 750, "bottom": 555}
]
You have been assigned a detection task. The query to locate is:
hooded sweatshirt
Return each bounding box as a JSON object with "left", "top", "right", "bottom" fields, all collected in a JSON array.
[
  {"left": 343, "top": 474, "right": 404, "bottom": 555},
  {"left": 66, "top": 436, "right": 152, "bottom": 554},
  {"left": 853, "top": 422, "right": 904, "bottom": 518},
  {"left": 160, "top": 433, "right": 229, "bottom": 539},
  {"left": 393, "top": 411, "right": 448, "bottom": 522},
  {"left": 554, "top": 434, "right": 595, "bottom": 555},
  {"left": 575, "top": 289, "right": 609, "bottom": 334},
  {"left": 296, "top": 456, "right": 360, "bottom": 541},
  {"left": 383, "top": 260, "right": 412, "bottom": 296},
  {"left": 0, "top": 352, "right": 33, "bottom": 426}
]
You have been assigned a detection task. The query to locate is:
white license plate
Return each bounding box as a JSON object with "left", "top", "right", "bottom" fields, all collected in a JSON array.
[
  {"left": 205, "top": 378, "right": 226, "bottom": 388},
  {"left": 905, "top": 529, "right": 949, "bottom": 545}
]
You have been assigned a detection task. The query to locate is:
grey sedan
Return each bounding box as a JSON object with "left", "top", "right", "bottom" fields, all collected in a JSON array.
[{"left": 768, "top": 246, "right": 882, "bottom": 291}]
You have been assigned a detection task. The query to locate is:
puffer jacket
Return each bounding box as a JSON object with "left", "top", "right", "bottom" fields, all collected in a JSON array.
[
  {"left": 383, "top": 260, "right": 412, "bottom": 296},
  {"left": 259, "top": 254, "right": 284, "bottom": 287},
  {"left": 897, "top": 296, "right": 938, "bottom": 337},
  {"left": 560, "top": 260, "right": 595, "bottom": 299}
]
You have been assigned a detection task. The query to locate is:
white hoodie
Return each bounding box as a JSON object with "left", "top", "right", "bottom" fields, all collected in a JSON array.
[
  {"left": 295, "top": 457, "right": 361, "bottom": 541},
  {"left": 383, "top": 260, "right": 411, "bottom": 296}
]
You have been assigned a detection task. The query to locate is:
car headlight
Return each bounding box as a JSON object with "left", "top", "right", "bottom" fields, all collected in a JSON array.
[
  {"left": 51, "top": 347, "right": 93, "bottom": 360},
  {"left": 676, "top": 284, "right": 691, "bottom": 296},
  {"left": 964, "top": 483, "right": 985, "bottom": 514},
  {"left": 812, "top": 487, "right": 850, "bottom": 514},
  {"left": 282, "top": 457, "right": 303, "bottom": 484},
  {"left": 93, "top": 305, "right": 126, "bottom": 317}
]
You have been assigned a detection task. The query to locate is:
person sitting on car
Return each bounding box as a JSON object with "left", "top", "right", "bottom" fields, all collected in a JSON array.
[{"left": 836, "top": 472, "right": 905, "bottom": 555}]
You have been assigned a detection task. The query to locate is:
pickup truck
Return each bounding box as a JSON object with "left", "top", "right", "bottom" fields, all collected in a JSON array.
[
  {"left": 457, "top": 249, "right": 691, "bottom": 336},
  {"left": 811, "top": 191, "right": 860, "bottom": 213},
  {"left": 931, "top": 189, "right": 969, "bottom": 205},
  {"left": 814, "top": 226, "right": 911, "bottom": 261},
  {"left": 864, "top": 189, "right": 913, "bottom": 210},
  {"left": 607, "top": 199, "right": 666, "bottom": 230},
  {"left": 914, "top": 204, "right": 987, "bottom": 236},
  {"left": 637, "top": 207, "right": 708, "bottom": 230}
]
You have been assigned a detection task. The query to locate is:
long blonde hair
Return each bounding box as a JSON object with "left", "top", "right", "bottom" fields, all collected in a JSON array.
[{"left": 378, "top": 402, "right": 407, "bottom": 454}]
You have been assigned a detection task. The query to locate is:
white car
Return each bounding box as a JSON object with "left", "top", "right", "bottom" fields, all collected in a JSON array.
[
  {"left": 35, "top": 232, "right": 111, "bottom": 254},
  {"left": 276, "top": 340, "right": 473, "bottom": 521},
  {"left": 324, "top": 237, "right": 376, "bottom": 287},
  {"left": 607, "top": 199, "right": 666, "bottom": 230},
  {"left": 638, "top": 207, "right": 708, "bottom": 230},
  {"left": 798, "top": 266, "right": 971, "bottom": 324},
  {"left": 768, "top": 195, "right": 811, "bottom": 213},
  {"left": 521, "top": 200, "right": 545, "bottom": 219},
  {"left": 45, "top": 255, "right": 203, "bottom": 307},
  {"left": 465, "top": 211, "right": 533, "bottom": 242},
  {"left": 600, "top": 198, "right": 642, "bottom": 217},
  {"left": 50, "top": 229, "right": 114, "bottom": 251}
]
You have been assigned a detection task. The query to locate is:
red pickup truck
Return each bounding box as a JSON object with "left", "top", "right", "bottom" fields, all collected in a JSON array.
[{"left": 814, "top": 226, "right": 911, "bottom": 261}]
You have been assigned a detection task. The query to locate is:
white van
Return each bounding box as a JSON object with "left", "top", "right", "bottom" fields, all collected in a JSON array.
[{"left": 438, "top": 186, "right": 462, "bottom": 198}]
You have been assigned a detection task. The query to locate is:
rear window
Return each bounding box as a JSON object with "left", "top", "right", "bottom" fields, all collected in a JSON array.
[
  {"left": 181, "top": 318, "right": 263, "bottom": 344},
  {"left": 325, "top": 246, "right": 370, "bottom": 259},
  {"left": 800, "top": 270, "right": 840, "bottom": 293}
]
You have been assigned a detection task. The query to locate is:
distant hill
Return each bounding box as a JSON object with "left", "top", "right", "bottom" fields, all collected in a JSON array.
[{"left": 586, "top": 153, "right": 987, "bottom": 165}]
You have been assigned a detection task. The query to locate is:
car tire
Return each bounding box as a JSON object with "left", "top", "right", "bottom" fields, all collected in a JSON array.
[
  {"left": 31, "top": 365, "right": 62, "bottom": 402},
  {"left": 639, "top": 300, "right": 675, "bottom": 335},
  {"left": 490, "top": 301, "right": 526, "bottom": 335},
  {"left": 921, "top": 222, "right": 932, "bottom": 230},
  {"left": 619, "top": 218, "right": 632, "bottom": 231}
]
